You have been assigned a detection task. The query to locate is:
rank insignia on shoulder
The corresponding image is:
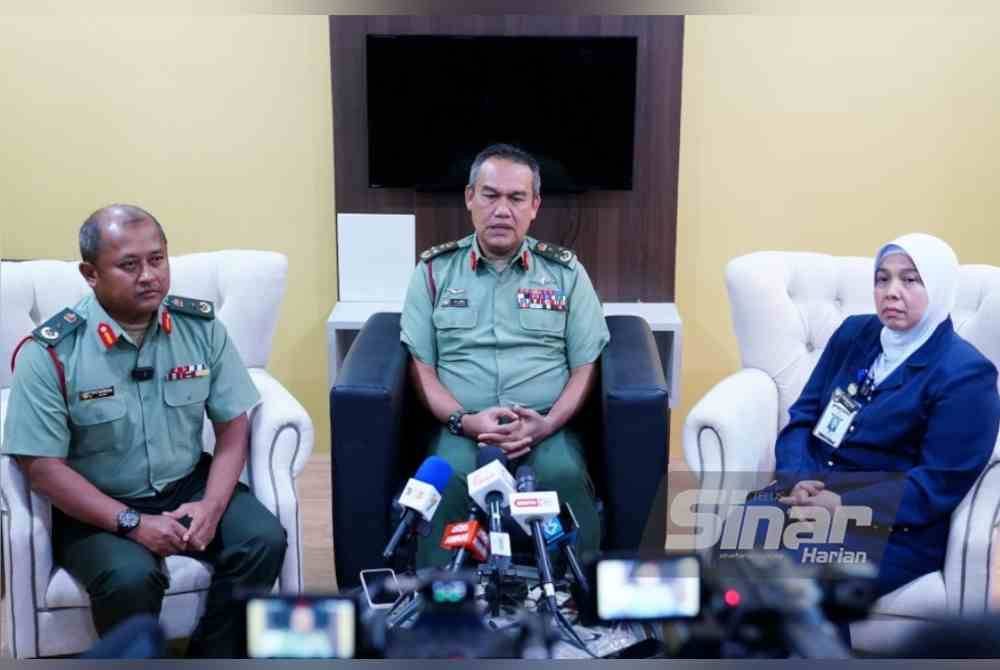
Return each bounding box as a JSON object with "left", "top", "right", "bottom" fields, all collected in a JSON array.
[
  {"left": 31, "top": 308, "right": 85, "bottom": 347},
  {"left": 532, "top": 241, "right": 576, "bottom": 268},
  {"left": 165, "top": 295, "right": 215, "bottom": 320},
  {"left": 419, "top": 239, "right": 460, "bottom": 262}
]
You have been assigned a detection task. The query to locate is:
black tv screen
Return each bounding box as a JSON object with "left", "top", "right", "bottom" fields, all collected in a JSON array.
[{"left": 366, "top": 35, "right": 638, "bottom": 193}]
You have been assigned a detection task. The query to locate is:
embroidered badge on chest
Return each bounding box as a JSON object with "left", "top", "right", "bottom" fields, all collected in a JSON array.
[
  {"left": 166, "top": 364, "right": 210, "bottom": 381},
  {"left": 517, "top": 288, "right": 567, "bottom": 311}
]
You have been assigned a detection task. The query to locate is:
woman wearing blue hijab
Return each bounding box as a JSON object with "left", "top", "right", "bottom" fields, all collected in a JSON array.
[{"left": 770, "top": 233, "right": 1000, "bottom": 598}]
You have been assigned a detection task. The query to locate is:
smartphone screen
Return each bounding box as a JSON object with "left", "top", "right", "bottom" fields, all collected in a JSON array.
[
  {"left": 246, "top": 596, "right": 355, "bottom": 658},
  {"left": 596, "top": 556, "right": 701, "bottom": 621},
  {"left": 360, "top": 568, "right": 401, "bottom": 609}
]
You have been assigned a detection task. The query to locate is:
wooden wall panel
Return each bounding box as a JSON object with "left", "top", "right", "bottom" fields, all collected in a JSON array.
[{"left": 330, "top": 15, "right": 683, "bottom": 301}]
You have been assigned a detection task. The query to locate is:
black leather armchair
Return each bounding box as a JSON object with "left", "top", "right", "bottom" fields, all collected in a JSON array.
[{"left": 330, "top": 313, "right": 669, "bottom": 589}]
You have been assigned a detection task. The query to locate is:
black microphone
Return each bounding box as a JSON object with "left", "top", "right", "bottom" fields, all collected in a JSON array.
[
  {"left": 557, "top": 503, "right": 591, "bottom": 596},
  {"left": 382, "top": 456, "right": 453, "bottom": 562},
  {"left": 131, "top": 367, "right": 154, "bottom": 381},
  {"left": 515, "top": 465, "right": 559, "bottom": 613},
  {"left": 447, "top": 503, "right": 484, "bottom": 572}
]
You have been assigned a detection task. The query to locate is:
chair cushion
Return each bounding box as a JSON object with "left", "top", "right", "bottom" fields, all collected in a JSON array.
[
  {"left": 45, "top": 556, "right": 213, "bottom": 608},
  {"left": 870, "top": 569, "right": 948, "bottom": 618}
]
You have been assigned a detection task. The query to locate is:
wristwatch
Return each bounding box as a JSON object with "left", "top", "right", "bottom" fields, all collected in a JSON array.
[
  {"left": 116, "top": 507, "right": 141, "bottom": 536},
  {"left": 446, "top": 409, "right": 474, "bottom": 436}
]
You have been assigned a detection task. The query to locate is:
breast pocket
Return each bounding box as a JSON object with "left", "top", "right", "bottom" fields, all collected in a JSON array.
[
  {"left": 519, "top": 308, "right": 566, "bottom": 334},
  {"left": 69, "top": 397, "right": 128, "bottom": 456},
  {"left": 164, "top": 377, "right": 211, "bottom": 441},
  {"left": 433, "top": 307, "right": 478, "bottom": 330}
]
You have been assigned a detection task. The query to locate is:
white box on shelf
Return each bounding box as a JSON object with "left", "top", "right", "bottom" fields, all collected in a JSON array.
[{"left": 337, "top": 213, "right": 415, "bottom": 302}]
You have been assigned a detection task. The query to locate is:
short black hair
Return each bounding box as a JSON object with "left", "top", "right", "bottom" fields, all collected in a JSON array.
[
  {"left": 79, "top": 204, "right": 167, "bottom": 264},
  {"left": 467, "top": 144, "right": 542, "bottom": 197}
]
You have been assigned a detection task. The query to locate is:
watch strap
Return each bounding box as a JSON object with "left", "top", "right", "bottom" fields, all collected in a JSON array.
[{"left": 447, "top": 409, "right": 473, "bottom": 436}]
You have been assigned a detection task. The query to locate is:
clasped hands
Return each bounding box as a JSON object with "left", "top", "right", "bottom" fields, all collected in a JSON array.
[
  {"left": 127, "top": 498, "right": 225, "bottom": 557},
  {"left": 464, "top": 406, "right": 553, "bottom": 459},
  {"left": 778, "top": 479, "right": 842, "bottom": 512}
]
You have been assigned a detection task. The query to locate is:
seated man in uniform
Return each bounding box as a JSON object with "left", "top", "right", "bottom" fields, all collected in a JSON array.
[
  {"left": 400, "top": 144, "right": 610, "bottom": 568},
  {"left": 2, "top": 204, "right": 287, "bottom": 657}
]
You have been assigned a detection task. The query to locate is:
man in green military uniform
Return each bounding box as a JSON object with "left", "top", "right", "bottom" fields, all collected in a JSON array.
[
  {"left": 2, "top": 204, "right": 286, "bottom": 657},
  {"left": 400, "top": 144, "right": 610, "bottom": 568}
]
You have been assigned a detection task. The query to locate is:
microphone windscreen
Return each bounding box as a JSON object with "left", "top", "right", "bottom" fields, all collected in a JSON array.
[
  {"left": 515, "top": 464, "right": 536, "bottom": 492},
  {"left": 476, "top": 445, "right": 507, "bottom": 469},
  {"left": 413, "top": 455, "right": 454, "bottom": 493}
]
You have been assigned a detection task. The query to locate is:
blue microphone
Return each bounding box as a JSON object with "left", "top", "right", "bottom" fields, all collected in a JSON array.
[{"left": 383, "top": 456, "right": 453, "bottom": 561}]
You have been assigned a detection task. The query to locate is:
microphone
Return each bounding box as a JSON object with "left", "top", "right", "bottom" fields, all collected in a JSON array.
[
  {"left": 466, "top": 446, "right": 516, "bottom": 570},
  {"left": 440, "top": 517, "right": 489, "bottom": 571},
  {"left": 131, "top": 367, "right": 154, "bottom": 381},
  {"left": 542, "top": 503, "right": 590, "bottom": 596},
  {"left": 382, "top": 456, "right": 453, "bottom": 562},
  {"left": 512, "top": 465, "right": 561, "bottom": 613}
]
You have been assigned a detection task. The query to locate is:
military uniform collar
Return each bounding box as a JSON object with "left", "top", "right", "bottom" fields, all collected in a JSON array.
[
  {"left": 469, "top": 234, "right": 532, "bottom": 272},
  {"left": 84, "top": 295, "right": 168, "bottom": 352}
]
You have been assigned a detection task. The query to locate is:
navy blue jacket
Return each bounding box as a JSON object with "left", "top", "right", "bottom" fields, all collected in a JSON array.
[{"left": 774, "top": 314, "right": 999, "bottom": 589}]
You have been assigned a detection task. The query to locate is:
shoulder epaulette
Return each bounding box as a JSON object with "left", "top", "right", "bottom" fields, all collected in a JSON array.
[
  {"left": 419, "top": 239, "right": 461, "bottom": 262},
  {"left": 31, "top": 308, "right": 85, "bottom": 347},
  {"left": 532, "top": 241, "right": 576, "bottom": 268},
  {"left": 165, "top": 295, "right": 215, "bottom": 320}
]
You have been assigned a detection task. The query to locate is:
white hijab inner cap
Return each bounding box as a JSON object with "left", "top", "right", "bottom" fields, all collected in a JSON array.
[{"left": 870, "top": 233, "right": 959, "bottom": 385}]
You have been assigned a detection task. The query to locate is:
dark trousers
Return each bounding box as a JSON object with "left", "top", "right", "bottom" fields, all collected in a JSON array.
[{"left": 54, "top": 454, "right": 287, "bottom": 658}]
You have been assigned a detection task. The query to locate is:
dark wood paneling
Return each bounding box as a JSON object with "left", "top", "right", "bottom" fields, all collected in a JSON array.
[{"left": 330, "top": 15, "right": 683, "bottom": 301}]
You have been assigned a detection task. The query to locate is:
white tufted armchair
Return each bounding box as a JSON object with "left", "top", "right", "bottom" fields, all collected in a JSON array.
[
  {"left": 683, "top": 251, "right": 1000, "bottom": 655},
  {"left": 0, "top": 250, "right": 314, "bottom": 658}
]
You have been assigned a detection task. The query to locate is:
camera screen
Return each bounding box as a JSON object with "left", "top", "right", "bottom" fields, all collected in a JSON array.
[
  {"left": 596, "top": 556, "right": 701, "bottom": 620},
  {"left": 246, "top": 597, "right": 355, "bottom": 658}
]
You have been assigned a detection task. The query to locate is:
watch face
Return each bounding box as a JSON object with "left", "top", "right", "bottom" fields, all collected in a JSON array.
[{"left": 118, "top": 508, "right": 140, "bottom": 531}]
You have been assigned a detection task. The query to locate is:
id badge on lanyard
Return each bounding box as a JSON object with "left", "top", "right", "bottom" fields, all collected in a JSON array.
[{"left": 812, "top": 387, "right": 861, "bottom": 448}]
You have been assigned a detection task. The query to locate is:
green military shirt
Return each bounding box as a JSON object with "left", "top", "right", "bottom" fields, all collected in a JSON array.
[
  {"left": 400, "top": 234, "right": 610, "bottom": 412},
  {"left": 2, "top": 293, "right": 260, "bottom": 499}
]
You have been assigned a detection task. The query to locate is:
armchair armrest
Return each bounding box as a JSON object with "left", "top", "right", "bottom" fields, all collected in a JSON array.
[
  {"left": 330, "top": 312, "right": 410, "bottom": 589},
  {"left": 1, "top": 454, "right": 51, "bottom": 658},
  {"left": 683, "top": 368, "right": 779, "bottom": 482},
  {"left": 247, "top": 368, "right": 315, "bottom": 593},
  {"left": 943, "top": 455, "right": 1000, "bottom": 616},
  {"left": 600, "top": 316, "right": 670, "bottom": 551}
]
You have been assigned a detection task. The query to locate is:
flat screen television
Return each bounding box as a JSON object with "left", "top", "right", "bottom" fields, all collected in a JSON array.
[{"left": 366, "top": 35, "right": 638, "bottom": 193}]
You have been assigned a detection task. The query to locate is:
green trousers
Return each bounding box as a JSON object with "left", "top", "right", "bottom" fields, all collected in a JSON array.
[
  {"left": 54, "top": 454, "right": 287, "bottom": 658},
  {"left": 415, "top": 426, "right": 600, "bottom": 569}
]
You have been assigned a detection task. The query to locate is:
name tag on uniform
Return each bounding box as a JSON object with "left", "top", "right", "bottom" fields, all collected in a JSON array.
[
  {"left": 517, "top": 288, "right": 567, "bottom": 311},
  {"left": 812, "top": 388, "right": 860, "bottom": 448},
  {"left": 79, "top": 386, "right": 114, "bottom": 401},
  {"left": 166, "top": 364, "right": 210, "bottom": 381}
]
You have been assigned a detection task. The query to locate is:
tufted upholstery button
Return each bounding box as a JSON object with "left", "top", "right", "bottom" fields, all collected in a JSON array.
[{"left": 806, "top": 342, "right": 815, "bottom": 353}]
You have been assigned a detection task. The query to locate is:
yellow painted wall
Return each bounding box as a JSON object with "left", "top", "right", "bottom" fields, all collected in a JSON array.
[
  {"left": 0, "top": 16, "right": 336, "bottom": 453},
  {"left": 674, "top": 16, "right": 1000, "bottom": 459},
  {"left": 5, "top": 15, "right": 999, "bottom": 465}
]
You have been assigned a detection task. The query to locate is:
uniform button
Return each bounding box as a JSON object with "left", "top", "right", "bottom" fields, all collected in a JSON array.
[
  {"left": 827, "top": 460, "right": 834, "bottom": 467},
  {"left": 848, "top": 426, "right": 855, "bottom": 432}
]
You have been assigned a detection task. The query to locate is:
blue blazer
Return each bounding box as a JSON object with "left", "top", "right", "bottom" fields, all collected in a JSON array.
[{"left": 774, "top": 314, "right": 1000, "bottom": 592}]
